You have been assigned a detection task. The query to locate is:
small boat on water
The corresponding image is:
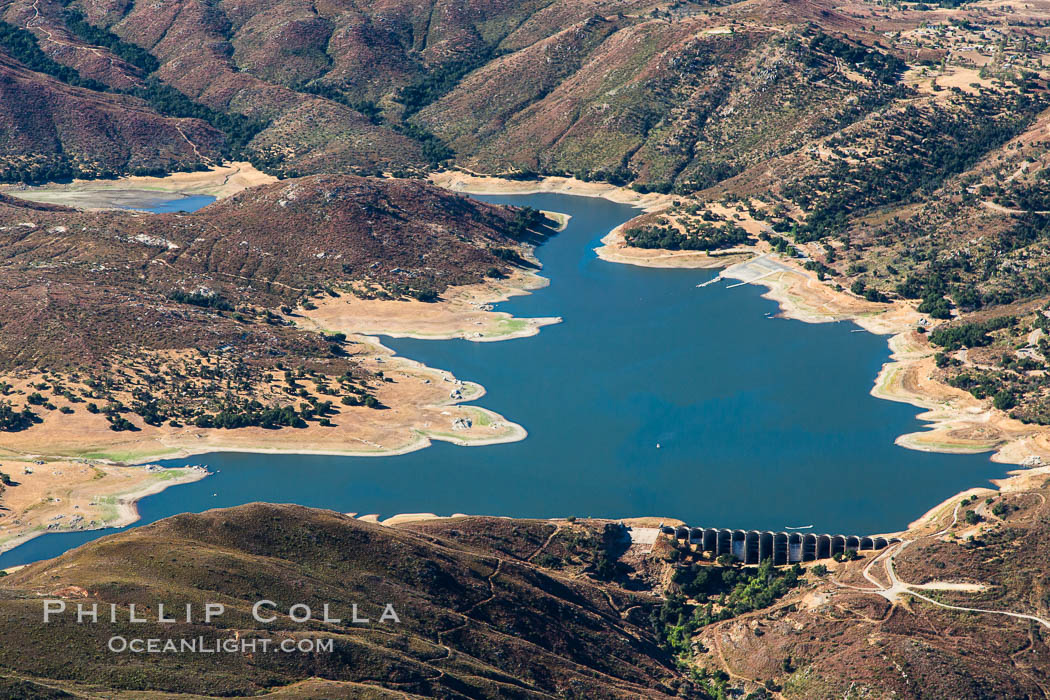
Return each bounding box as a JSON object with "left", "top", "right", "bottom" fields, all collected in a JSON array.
[{"left": 785, "top": 525, "right": 813, "bottom": 530}]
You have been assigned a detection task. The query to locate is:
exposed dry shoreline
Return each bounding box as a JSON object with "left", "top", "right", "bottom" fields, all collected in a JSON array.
[
  {"left": 431, "top": 170, "right": 672, "bottom": 211},
  {"left": 718, "top": 255, "right": 1050, "bottom": 466},
  {"left": 0, "top": 330, "right": 530, "bottom": 465},
  {"left": 298, "top": 268, "right": 560, "bottom": 343},
  {"left": 0, "top": 459, "right": 208, "bottom": 559},
  {"left": 0, "top": 162, "right": 275, "bottom": 210}
]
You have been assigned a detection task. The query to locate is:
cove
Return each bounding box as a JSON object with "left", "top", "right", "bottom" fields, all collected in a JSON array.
[{"left": 0, "top": 192, "right": 1005, "bottom": 568}]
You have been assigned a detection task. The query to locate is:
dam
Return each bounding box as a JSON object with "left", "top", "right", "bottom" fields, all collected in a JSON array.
[{"left": 660, "top": 525, "right": 900, "bottom": 565}]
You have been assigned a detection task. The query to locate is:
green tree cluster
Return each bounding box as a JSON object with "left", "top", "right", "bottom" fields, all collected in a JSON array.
[
  {"left": 0, "top": 402, "right": 38, "bottom": 432},
  {"left": 929, "top": 316, "right": 1016, "bottom": 350}
]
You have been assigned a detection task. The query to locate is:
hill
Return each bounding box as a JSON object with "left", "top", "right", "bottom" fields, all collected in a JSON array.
[
  {"left": 0, "top": 174, "right": 545, "bottom": 456},
  {"left": 0, "top": 503, "right": 685, "bottom": 698},
  {"left": 0, "top": 51, "right": 224, "bottom": 182},
  {"left": 3, "top": 482, "right": 1050, "bottom": 697},
  {"left": 0, "top": 174, "right": 532, "bottom": 369}
]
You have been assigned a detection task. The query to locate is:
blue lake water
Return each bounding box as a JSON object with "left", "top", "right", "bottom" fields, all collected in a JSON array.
[
  {"left": 0, "top": 192, "right": 1004, "bottom": 567},
  {"left": 137, "top": 194, "right": 216, "bottom": 213}
]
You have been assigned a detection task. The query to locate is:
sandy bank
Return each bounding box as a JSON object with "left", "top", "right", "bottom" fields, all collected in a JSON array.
[
  {"left": 1, "top": 162, "right": 274, "bottom": 210},
  {"left": 299, "top": 269, "right": 559, "bottom": 343},
  {"left": 431, "top": 170, "right": 672, "bottom": 211},
  {"left": 594, "top": 201, "right": 772, "bottom": 269},
  {"left": 717, "top": 252, "right": 1050, "bottom": 470},
  {"left": 0, "top": 459, "right": 208, "bottom": 555},
  {"left": 431, "top": 171, "right": 755, "bottom": 267},
  {"left": 596, "top": 223, "right": 754, "bottom": 268},
  {"left": 0, "top": 331, "right": 527, "bottom": 466}
]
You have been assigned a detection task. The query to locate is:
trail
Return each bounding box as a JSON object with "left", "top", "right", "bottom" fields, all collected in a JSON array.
[
  {"left": 27, "top": 0, "right": 114, "bottom": 67},
  {"left": 832, "top": 497, "right": 1050, "bottom": 629},
  {"left": 461, "top": 559, "right": 503, "bottom": 616},
  {"left": 434, "top": 558, "right": 505, "bottom": 656},
  {"left": 525, "top": 523, "right": 561, "bottom": 562},
  {"left": 981, "top": 200, "right": 1050, "bottom": 216},
  {"left": 174, "top": 124, "right": 208, "bottom": 163},
  {"left": 220, "top": 164, "right": 242, "bottom": 188},
  {"left": 149, "top": 255, "right": 304, "bottom": 293},
  {"left": 421, "top": 549, "right": 658, "bottom": 697}
]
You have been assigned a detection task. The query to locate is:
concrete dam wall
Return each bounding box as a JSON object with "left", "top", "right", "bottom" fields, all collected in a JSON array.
[{"left": 659, "top": 526, "right": 900, "bottom": 565}]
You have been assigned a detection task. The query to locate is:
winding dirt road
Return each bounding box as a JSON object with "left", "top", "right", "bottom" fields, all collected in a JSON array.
[{"left": 835, "top": 499, "right": 1050, "bottom": 629}]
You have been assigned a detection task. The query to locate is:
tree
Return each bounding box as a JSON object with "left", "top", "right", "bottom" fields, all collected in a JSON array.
[
  {"left": 716, "top": 553, "right": 738, "bottom": 567},
  {"left": 0, "top": 402, "right": 38, "bottom": 432},
  {"left": 993, "top": 389, "right": 1017, "bottom": 411}
]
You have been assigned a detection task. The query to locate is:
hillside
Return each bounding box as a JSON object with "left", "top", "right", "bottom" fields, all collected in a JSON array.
[
  {"left": 0, "top": 175, "right": 544, "bottom": 455},
  {"left": 0, "top": 0, "right": 918, "bottom": 181},
  {"left": 688, "top": 466, "right": 1050, "bottom": 698},
  {"left": 3, "top": 0, "right": 1050, "bottom": 321},
  {"left": 0, "top": 0, "right": 1040, "bottom": 204},
  {"left": 0, "top": 51, "right": 224, "bottom": 181},
  {"left": 0, "top": 503, "right": 684, "bottom": 698},
  {"left": 2, "top": 485, "right": 1050, "bottom": 698},
  {"left": 0, "top": 174, "right": 531, "bottom": 368}
]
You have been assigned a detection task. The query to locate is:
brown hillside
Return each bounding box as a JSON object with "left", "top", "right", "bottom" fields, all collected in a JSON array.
[
  {"left": 0, "top": 174, "right": 535, "bottom": 369},
  {"left": 0, "top": 503, "right": 683, "bottom": 698},
  {"left": 0, "top": 52, "right": 224, "bottom": 181}
]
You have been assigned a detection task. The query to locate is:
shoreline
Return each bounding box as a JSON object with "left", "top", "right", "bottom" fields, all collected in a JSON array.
[
  {"left": 433, "top": 172, "right": 1050, "bottom": 523},
  {"left": 3, "top": 170, "right": 1044, "bottom": 561},
  {"left": 720, "top": 255, "right": 1050, "bottom": 468},
  {"left": 0, "top": 162, "right": 275, "bottom": 210},
  {"left": 430, "top": 170, "right": 673, "bottom": 211},
  {"left": 0, "top": 331, "right": 531, "bottom": 467},
  {"left": 0, "top": 463, "right": 209, "bottom": 558},
  {"left": 597, "top": 222, "right": 754, "bottom": 268},
  {"left": 297, "top": 268, "right": 560, "bottom": 344}
]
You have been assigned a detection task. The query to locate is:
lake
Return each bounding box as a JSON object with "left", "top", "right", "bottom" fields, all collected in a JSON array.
[
  {"left": 2, "top": 191, "right": 216, "bottom": 213},
  {"left": 0, "top": 192, "right": 1003, "bottom": 567},
  {"left": 138, "top": 194, "right": 216, "bottom": 213}
]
